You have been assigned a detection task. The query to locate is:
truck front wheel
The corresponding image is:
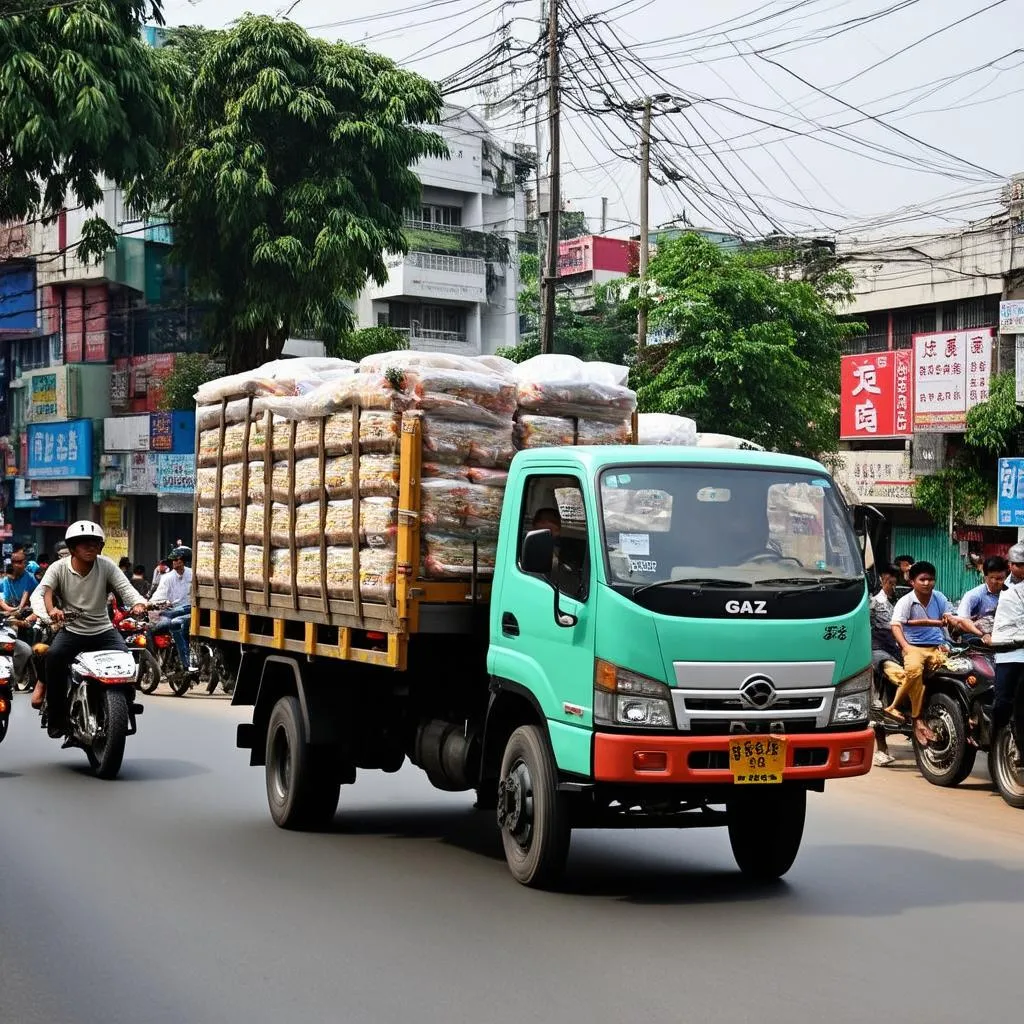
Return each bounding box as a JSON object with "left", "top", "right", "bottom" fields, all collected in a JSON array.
[
  {"left": 727, "top": 787, "right": 806, "bottom": 882},
  {"left": 497, "top": 725, "right": 570, "bottom": 888},
  {"left": 265, "top": 696, "right": 340, "bottom": 830}
]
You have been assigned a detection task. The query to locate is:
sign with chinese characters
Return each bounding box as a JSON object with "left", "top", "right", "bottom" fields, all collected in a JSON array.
[
  {"left": 835, "top": 451, "right": 913, "bottom": 505},
  {"left": 25, "top": 420, "right": 92, "bottom": 480},
  {"left": 997, "top": 458, "right": 1024, "bottom": 526},
  {"left": 913, "top": 328, "right": 993, "bottom": 432},
  {"left": 156, "top": 453, "right": 195, "bottom": 494},
  {"left": 1000, "top": 300, "right": 1024, "bottom": 335},
  {"left": 839, "top": 351, "right": 913, "bottom": 440},
  {"left": 150, "top": 412, "right": 174, "bottom": 452}
]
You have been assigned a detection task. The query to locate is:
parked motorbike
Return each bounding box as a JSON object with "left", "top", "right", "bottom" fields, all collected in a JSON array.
[
  {"left": 873, "top": 640, "right": 996, "bottom": 787},
  {"left": 112, "top": 606, "right": 161, "bottom": 695},
  {"left": 30, "top": 614, "right": 145, "bottom": 779}
]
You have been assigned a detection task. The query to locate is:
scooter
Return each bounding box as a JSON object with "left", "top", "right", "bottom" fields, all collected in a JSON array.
[
  {"left": 30, "top": 614, "right": 145, "bottom": 779},
  {"left": 873, "top": 640, "right": 996, "bottom": 787}
]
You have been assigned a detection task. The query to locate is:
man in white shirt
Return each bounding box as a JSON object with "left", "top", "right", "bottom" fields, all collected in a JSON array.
[
  {"left": 1007, "top": 544, "right": 1024, "bottom": 589},
  {"left": 150, "top": 548, "right": 194, "bottom": 672},
  {"left": 990, "top": 575, "right": 1024, "bottom": 750}
]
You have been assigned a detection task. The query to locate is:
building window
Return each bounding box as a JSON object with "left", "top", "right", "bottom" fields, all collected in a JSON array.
[
  {"left": 420, "top": 205, "right": 462, "bottom": 228},
  {"left": 420, "top": 305, "right": 466, "bottom": 335},
  {"left": 892, "top": 306, "right": 937, "bottom": 349}
]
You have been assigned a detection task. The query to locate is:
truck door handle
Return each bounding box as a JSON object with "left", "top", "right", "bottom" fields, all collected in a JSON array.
[{"left": 501, "top": 612, "right": 520, "bottom": 637}]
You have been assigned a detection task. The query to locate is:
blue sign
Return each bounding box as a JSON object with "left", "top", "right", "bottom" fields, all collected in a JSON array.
[
  {"left": 998, "top": 458, "right": 1024, "bottom": 526},
  {"left": 26, "top": 421, "right": 93, "bottom": 480}
]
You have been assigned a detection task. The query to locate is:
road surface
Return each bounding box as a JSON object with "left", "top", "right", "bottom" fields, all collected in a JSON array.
[{"left": 2, "top": 692, "right": 1023, "bottom": 1024}]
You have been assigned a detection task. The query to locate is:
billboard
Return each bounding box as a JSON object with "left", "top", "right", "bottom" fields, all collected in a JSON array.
[
  {"left": 839, "top": 351, "right": 913, "bottom": 440},
  {"left": 26, "top": 420, "right": 93, "bottom": 479},
  {"left": 835, "top": 451, "right": 913, "bottom": 505},
  {"left": 913, "top": 328, "right": 992, "bottom": 432}
]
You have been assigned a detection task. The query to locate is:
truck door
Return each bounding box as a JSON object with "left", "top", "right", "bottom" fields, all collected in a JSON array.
[{"left": 489, "top": 471, "right": 596, "bottom": 776}]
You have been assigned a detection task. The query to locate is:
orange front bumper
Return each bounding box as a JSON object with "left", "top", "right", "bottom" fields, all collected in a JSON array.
[{"left": 593, "top": 728, "right": 875, "bottom": 784}]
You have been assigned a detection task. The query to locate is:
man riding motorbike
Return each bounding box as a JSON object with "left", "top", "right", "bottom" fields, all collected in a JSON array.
[
  {"left": 149, "top": 547, "right": 196, "bottom": 676},
  {"left": 30, "top": 521, "right": 148, "bottom": 737}
]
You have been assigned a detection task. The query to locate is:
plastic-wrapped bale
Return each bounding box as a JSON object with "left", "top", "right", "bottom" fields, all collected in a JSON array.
[
  {"left": 420, "top": 416, "right": 514, "bottom": 468},
  {"left": 197, "top": 464, "right": 257, "bottom": 508},
  {"left": 286, "top": 498, "right": 398, "bottom": 548},
  {"left": 512, "top": 354, "right": 636, "bottom": 423},
  {"left": 422, "top": 463, "right": 509, "bottom": 487},
  {"left": 637, "top": 413, "right": 698, "bottom": 447},
  {"left": 289, "top": 547, "right": 397, "bottom": 602},
  {"left": 420, "top": 479, "right": 504, "bottom": 539},
  {"left": 195, "top": 541, "right": 239, "bottom": 582},
  {"left": 194, "top": 357, "right": 356, "bottom": 406},
  {"left": 515, "top": 415, "right": 633, "bottom": 449},
  {"left": 422, "top": 533, "right": 498, "bottom": 579},
  {"left": 696, "top": 432, "right": 765, "bottom": 451}
]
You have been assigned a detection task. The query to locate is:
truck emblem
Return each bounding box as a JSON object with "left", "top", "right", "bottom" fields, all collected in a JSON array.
[
  {"left": 739, "top": 676, "right": 777, "bottom": 709},
  {"left": 725, "top": 600, "right": 768, "bottom": 615}
]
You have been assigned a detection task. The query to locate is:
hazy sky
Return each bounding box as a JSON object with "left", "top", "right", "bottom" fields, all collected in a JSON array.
[{"left": 160, "top": 0, "right": 1022, "bottom": 242}]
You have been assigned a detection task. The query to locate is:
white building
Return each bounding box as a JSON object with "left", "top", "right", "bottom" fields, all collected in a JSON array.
[{"left": 354, "top": 106, "right": 528, "bottom": 355}]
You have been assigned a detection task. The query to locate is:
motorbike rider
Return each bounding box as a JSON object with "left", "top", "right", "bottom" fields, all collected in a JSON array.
[
  {"left": 870, "top": 563, "right": 903, "bottom": 766},
  {"left": 954, "top": 555, "right": 1009, "bottom": 640},
  {"left": 29, "top": 521, "right": 147, "bottom": 736},
  {"left": 884, "top": 560, "right": 956, "bottom": 745},
  {"left": 1006, "top": 543, "right": 1024, "bottom": 588},
  {"left": 990, "top": 572, "right": 1024, "bottom": 752},
  {"left": 0, "top": 548, "right": 37, "bottom": 688},
  {"left": 150, "top": 547, "right": 195, "bottom": 675}
]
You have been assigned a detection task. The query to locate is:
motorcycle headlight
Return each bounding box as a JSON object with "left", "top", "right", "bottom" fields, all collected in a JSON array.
[
  {"left": 594, "top": 659, "right": 675, "bottom": 729},
  {"left": 831, "top": 668, "right": 871, "bottom": 726}
]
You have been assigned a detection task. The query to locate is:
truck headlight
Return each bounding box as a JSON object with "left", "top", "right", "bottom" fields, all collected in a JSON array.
[
  {"left": 831, "top": 669, "right": 871, "bottom": 725},
  {"left": 594, "top": 659, "right": 675, "bottom": 729}
]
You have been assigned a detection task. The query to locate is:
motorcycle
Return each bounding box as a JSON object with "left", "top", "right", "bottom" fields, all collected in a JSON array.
[
  {"left": 872, "top": 640, "right": 996, "bottom": 787},
  {"left": 0, "top": 617, "right": 15, "bottom": 744},
  {"left": 986, "top": 650, "right": 1024, "bottom": 809},
  {"left": 30, "top": 614, "right": 145, "bottom": 779},
  {"left": 112, "top": 605, "right": 161, "bottom": 695},
  {"left": 150, "top": 603, "right": 229, "bottom": 697}
]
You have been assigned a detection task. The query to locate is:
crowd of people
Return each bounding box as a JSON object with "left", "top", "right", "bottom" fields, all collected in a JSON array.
[{"left": 869, "top": 547, "right": 1024, "bottom": 766}]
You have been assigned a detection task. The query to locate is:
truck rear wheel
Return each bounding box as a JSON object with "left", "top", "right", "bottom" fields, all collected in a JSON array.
[
  {"left": 265, "top": 696, "right": 340, "bottom": 830},
  {"left": 497, "top": 725, "right": 570, "bottom": 888},
  {"left": 727, "top": 787, "right": 806, "bottom": 882}
]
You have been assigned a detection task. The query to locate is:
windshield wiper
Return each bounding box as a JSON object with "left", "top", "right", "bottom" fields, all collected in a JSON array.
[
  {"left": 633, "top": 577, "right": 753, "bottom": 596},
  {"left": 760, "top": 577, "right": 863, "bottom": 598}
]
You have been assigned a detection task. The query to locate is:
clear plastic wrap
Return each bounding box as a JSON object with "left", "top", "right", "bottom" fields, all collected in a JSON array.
[
  {"left": 637, "top": 413, "right": 698, "bottom": 446},
  {"left": 512, "top": 354, "right": 636, "bottom": 421},
  {"left": 195, "top": 357, "right": 356, "bottom": 405},
  {"left": 422, "top": 533, "right": 497, "bottom": 579},
  {"left": 514, "top": 415, "right": 633, "bottom": 449},
  {"left": 420, "top": 416, "right": 515, "bottom": 467},
  {"left": 420, "top": 479, "right": 504, "bottom": 539},
  {"left": 421, "top": 464, "right": 509, "bottom": 487},
  {"left": 360, "top": 350, "right": 512, "bottom": 379},
  {"left": 196, "top": 398, "right": 253, "bottom": 431}
]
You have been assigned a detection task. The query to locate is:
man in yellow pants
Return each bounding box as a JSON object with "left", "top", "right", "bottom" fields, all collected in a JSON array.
[{"left": 884, "top": 560, "right": 956, "bottom": 745}]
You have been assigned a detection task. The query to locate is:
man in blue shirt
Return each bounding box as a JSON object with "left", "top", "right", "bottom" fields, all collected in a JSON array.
[
  {"left": 885, "top": 560, "right": 957, "bottom": 745},
  {"left": 0, "top": 548, "right": 37, "bottom": 617},
  {"left": 955, "top": 555, "right": 1008, "bottom": 639}
]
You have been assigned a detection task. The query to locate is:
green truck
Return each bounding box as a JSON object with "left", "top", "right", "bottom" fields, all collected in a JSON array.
[{"left": 196, "top": 427, "right": 874, "bottom": 888}]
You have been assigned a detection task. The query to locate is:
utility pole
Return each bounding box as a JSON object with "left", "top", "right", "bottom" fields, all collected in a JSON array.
[
  {"left": 540, "top": 0, "right": 560, "bottom": 355},
  {"left": 636, "top": 96, "right": 652, "bottom": 351},
  {"left": 534, "top": 0, "right": 547, "bottom": 344},
  {"left": 600, "top": 196, "right": 608, "bottom": 234}
]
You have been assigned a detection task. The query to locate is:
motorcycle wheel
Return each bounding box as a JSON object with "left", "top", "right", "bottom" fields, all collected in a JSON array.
[
  {"left": 136, "top": 651, "right": 161, "bottom": 696},
  {"left": 86, "top": 690, "right": 129, "bottom": 780},
  {"left": 912, "top": 691, "right": 976, "bottom": 787},
  {"left": 0, "top": 715, "right": 8, "bottom": 744},
  {"left": 989, "top": 727, "right": 1024, "bottom": 809}
]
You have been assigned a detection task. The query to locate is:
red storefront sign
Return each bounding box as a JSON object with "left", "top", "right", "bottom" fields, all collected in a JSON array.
[{"left": 839, "top": 351, "right": 913, "bottom": 440}]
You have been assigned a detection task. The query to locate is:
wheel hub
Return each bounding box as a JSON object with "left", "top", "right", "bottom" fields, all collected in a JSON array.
[{"left": 497, "top": 760, "right": 533, "bottom": 847}]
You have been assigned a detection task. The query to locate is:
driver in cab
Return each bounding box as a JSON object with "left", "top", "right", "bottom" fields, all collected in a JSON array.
[
  {"left": 30, "top": 521, "right": 148, "bottom": 737},
  {"left": 532, "top": 508, "right": 585, "bottom": 598}
]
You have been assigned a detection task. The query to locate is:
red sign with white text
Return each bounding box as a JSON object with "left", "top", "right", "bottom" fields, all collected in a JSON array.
[{"left": 840, "top": 351, "right": 913, "bottom": 440}]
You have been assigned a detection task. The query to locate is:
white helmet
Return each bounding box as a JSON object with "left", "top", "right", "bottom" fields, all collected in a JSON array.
[{"left": 65, "top": 520, "right": 106, "bottom": 546}]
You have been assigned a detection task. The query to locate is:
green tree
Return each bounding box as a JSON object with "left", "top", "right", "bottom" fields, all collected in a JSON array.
[
  {"left": 331, "top": 325, "right": 409, "bottom": 363},
  {"left": 498, "top": 253, "right": 636, "bottom": 365},
  {"left": 632, "top": 234, "right": 861, "bottom": 454},
  {"left": 159, "top": 17, "right": 446, "bottom": 373},
  {"left": 158, "top": 353, "right": 219, "bottom": 411},
  {"left": 0, "top": 0, "right": 174, "bottom": 260}
]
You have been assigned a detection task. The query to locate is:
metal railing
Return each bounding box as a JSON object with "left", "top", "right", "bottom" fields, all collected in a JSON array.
[{"left": 405, "top": 251, "right": 486, "bottom": 276}]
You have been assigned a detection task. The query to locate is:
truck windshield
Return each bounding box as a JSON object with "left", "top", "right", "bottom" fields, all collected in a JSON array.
[{"left": 600, "top": 465, "right": 862, "bottom": 587}]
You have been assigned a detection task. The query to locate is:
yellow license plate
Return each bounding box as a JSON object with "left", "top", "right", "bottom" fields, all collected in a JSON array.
[{"left": 729, "top": 736, "right": 787, "bottom": 784}]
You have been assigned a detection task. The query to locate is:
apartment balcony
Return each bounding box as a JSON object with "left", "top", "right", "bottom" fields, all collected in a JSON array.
[
  {"left": 369, "top": 251, "right": 487, "bottom": 304},
  {"left": 392, "top": 324, "right": 479, "bottom": 356}
]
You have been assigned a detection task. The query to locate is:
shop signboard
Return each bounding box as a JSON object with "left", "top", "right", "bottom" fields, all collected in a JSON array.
[{"left": 26, "top": 420, "right": 92, "bottom": 479}]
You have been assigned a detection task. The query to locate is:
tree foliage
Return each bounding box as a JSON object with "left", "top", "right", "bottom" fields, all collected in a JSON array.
[
  {"left": 158, "top": 17, "right": 446, "bottom": 373},
  {"left": 330, "top": 325, "right": 409, "bottom": 364},
  {"left": 158, "top": 352, "right": 219, "bottom": 411},
  {"left": 498, "top": 253, "right": 636, "bottom": 365},
  {"left": 632, "top": 234, "right": 861, "bottom": 455},
  {"left": 0, "top": 0, "right": 174, "bottom": 261}
]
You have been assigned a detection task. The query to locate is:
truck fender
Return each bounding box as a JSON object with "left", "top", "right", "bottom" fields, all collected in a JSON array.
[
  {"left": 478, "top": 678, "right": 550, "bottom": 788},
  {"left": 242, "top": 655, "right": 340, "bottom": 766}
]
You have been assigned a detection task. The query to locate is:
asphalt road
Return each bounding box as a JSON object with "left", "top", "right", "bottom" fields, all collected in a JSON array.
[{"left": 3, "top": 692, "right": 1024, "bottom": 1024}]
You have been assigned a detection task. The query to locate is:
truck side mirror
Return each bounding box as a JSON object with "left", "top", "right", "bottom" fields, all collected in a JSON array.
[
  {"left": 521, "top": 529, "right": 577, "bottom": 629},
  {"left": 522, "top": 529, "right": 555, "bottom": 575}
]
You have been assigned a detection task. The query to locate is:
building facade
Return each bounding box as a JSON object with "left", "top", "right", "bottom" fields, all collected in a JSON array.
[{"left": 353, "top": 106, "right": 528, "bottom": 356}]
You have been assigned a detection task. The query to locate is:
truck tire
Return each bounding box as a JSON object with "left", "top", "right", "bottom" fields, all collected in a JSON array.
[
  {"left": 728, "top": 787, "right": 806, "bottom": 882},
  {"left": 912, "top": 692, "right": 975, "bottom": 787},
  {"left": 265, "top": 696, "right": 340, "bottom": 830},
  {"left": 497, "top": 725, "right": 570, "bottom": 888}
]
